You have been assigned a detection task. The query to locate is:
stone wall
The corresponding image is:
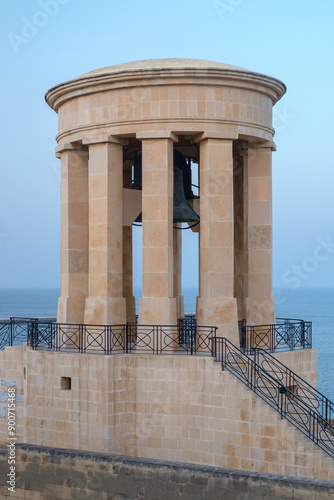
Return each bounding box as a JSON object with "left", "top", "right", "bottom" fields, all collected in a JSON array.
[
  {"left": 0, "top": 346, "right": 331, "bottom": 481},
  {"left": 274, "top": 349, "right": 318, "bottom": 387},
  {"left": 1, "top": 445, "right": 334, "bottom": 500}
]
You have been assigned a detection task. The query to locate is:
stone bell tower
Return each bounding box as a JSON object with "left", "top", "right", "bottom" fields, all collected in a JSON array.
[
  {"left": 1, "top": 60, "right": 330, "bottom": 490},
  {"left": 45, "top": 58, "right": 286, "bottom": 343}
]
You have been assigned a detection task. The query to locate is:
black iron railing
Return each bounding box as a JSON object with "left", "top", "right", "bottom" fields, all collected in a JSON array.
[
  {"left": 239, "top": 318, "right": 312, "bottom": 353},
  {"left": 28, "top": 322, "right": 217, "bottom": 355},
  {"left": 0, "top": 317, "right": 56, "bottom": 350},
  {"left": 213, "top": 337, "right": 334, "bottom": 459},
  {"left": 254, "top": 348, "right": 334, "bottom": 424},
  {"left": 177, "top": 314, "right": 197, "bottom": 349}
]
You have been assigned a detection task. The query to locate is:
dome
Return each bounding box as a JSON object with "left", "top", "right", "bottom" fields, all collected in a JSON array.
[
  {"left": 45, "top": 58, "right": 286, "bottom": 110},
  {"left": 75, "top": 58, "right": 248, "bottom": 79}
]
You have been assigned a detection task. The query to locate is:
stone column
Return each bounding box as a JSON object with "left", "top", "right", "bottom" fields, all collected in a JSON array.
[
  {"left": 233, "top": 141, "right": 247, "bottom": 322},
  {"left": 138, "top": 132, "right": 177, "bottom": 325},
  {"left": 123, "top": 163, "right": 136, "bottom": 324},
  {"left": 56, "top": 144, "right": 88, "bottom": 324},
  {"left": 83, "top": 138, "right": 126, "bottom": 325},
  {"left": 196, "top": 136, "right": 239, "bottom": 344},
  {"left": 173, "top": 225, "right": 184, "bottom": 319},
  {"left": 123, "top": 227, "right": 136, "bottom": 323},
  {"left": 245, "top": 142, "right": 275, "bottom": 326}
]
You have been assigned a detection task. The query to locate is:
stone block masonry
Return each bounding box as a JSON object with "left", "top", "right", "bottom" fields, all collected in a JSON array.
[
  {"left": 0, "top": 444, "right": 333, "bottom": 499},
  {"left": 0, "top": 346, "right": 332, "bottom": 482}
]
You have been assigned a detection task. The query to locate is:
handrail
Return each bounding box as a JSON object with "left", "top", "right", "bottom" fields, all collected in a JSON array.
[
  {"left": 254, "top": 348, "right": 334, "bottom": 424},
  {"left": 0, "top": 317, "right": 56, "bottom": 350},
  {"left": 239, "top": 319, "right": 312, "bottom": 353},
  {"left": 276, "top": 317, "right": 306, "bottom": 323},
  {"left": 27, "top": 321, "right": 217, "bottom": 356},
  {"left": 213, "top": 337, "right": 334, "bottom": 459}
]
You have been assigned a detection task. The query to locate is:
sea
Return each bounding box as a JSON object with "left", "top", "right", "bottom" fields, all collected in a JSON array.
[{"left": 0, "top": 287, "right": 333, "bottom": 402}]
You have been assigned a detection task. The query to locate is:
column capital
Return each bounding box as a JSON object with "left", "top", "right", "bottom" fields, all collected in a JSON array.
[
  {"left": 136, "top": 131, "right": 178, "bottom": 142},
  {"left": 194, "top": 131, "right": 238, "bottom": 143},
  {"left": 55, "top": 141, "right": 87, "bottom": 158},
  {"left": 82, "top": 135, "right": 129, "bottom": 146},
  {"left": 246, "top": 140, "right": 276, "bottom": 151}
]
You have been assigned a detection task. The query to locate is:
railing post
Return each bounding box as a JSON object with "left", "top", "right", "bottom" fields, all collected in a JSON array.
[
  {"left": 126, "top": 324, "right": 129, "bottom": 354},
  {"left": 301, "top": 320, "right": 306, "bottom": 348},
  {"left": 10, "top": 318, "right": 13, "bottom": 346},
  {"left": 189, "top": 323, "right": 192, "bottom": 355},
  {"left": 31, "top": 320, "right": 36, "bottom": 349},
  {"left": 250, "top": 356, "right": 253, "bottom": 391},
  {"left": 105, "top": 325, "right": 109, "bottom": 355},
  {"left": 79, "top": 324, "right": 84, "bottom": 353},
  {"left": 210, "top": 331, "right": 215, "bottom": 358},
  {"left": 325, "top": 399, "right": 329, "bottom": 422},
  {"left": 51, "top": 323, "right": 55, "bottom": 350},
  {"left": 55, "top": 324, "right": 58, "bottom": 351}
]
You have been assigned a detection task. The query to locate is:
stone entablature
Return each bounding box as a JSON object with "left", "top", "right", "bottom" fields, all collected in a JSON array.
[{"left": 46, "top": 59, "right": 285, "bottom": 146}]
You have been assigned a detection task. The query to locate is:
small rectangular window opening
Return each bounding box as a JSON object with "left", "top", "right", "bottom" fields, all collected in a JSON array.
[{"left": 61, "top": 376, "right": 71, "bottom": 390}]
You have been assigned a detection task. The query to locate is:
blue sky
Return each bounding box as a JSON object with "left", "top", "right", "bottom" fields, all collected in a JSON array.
[{"left": 1, "top": 0, "right": 334, "bottom": 290}]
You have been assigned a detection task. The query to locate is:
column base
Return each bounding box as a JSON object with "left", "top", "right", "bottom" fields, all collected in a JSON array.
[
  {"left": 138, "top": 297, "right": 177, "bottom": 325},
  {"left": 84, "top": 297, "right": 127, "bottom": 325},
  {"left": 196, "top": 296, "right": 239, "bottom": 346},
  {"left": 57, "top": 297, "right": 86, "bottom": 324},
  {"left": 245, "top": 297, "right": 275, "bottom": 326}
]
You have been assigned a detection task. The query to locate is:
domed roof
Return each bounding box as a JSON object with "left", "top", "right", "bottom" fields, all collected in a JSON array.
[
  {"left": 76, "top": 58, "right": 247, "bottom": 79},
  {"left": 45, "top": 58, "right": 286, "bottom": 111}
]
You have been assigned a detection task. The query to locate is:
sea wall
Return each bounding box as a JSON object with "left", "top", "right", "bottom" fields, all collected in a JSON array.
[{"left": 0, "top": 444, "right": 334, "bottom": 500}]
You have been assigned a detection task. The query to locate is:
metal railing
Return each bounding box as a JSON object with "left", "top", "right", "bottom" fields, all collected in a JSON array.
[
  {"left": 213, "top": 337, "right": 334, "bottom": 459},
  {"left": 239, "top": 318, "right": 312, "bottom": 353},
  {"left": 177, "top": 314, "right": 197, "bottom": 351},
  {"left": 28, "top": 322, "right": 217, "bottom": 356},
  {"left": 0, "top": 317, "right": 56, "bottom": 350},
  {"left": 254, "top": 348, "right": 334, "bottom": 424}
]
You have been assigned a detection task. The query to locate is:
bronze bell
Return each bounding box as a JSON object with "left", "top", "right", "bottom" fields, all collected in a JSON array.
[
  {"left": 173, "top": 166, "right": 199, "bottom": 223},
  {"left": 133, "top": 150, "right": 199, "bottom": 224}
]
